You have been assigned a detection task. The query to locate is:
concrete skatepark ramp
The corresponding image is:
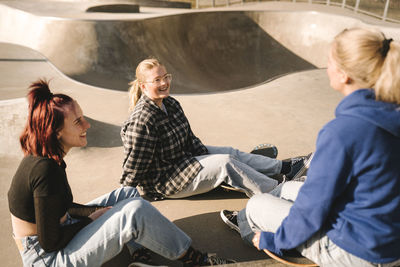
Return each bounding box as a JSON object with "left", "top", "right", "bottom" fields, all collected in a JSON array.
[
  {"left": 0, "top": 3, "right": 318, "bottom": 93},
  {"left": 69, "top": 11, "right": 317, "bottom": 93},
  {"left": 1, "top": 2, "right": 400, "bottom": 267},
  {"left": 1, "top": 2, "right": 399, "bottom": 93}
]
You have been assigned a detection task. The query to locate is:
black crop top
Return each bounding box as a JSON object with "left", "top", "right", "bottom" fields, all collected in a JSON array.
[{"left": 8, "top": 155, "right": 102, "bottom": 252}]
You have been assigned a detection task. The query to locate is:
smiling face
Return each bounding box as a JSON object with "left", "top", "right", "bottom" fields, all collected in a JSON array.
[
  {"left": 57, "top": 101, "right": 91, "bottom": 154},
  {"left": 140, "top": 66, "right": 171, "bottom": 107}
]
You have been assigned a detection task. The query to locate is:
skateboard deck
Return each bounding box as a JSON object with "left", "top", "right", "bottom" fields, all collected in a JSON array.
[
  {"left": 220, "top": 183, "right": 247, "bottom": 194},
  {"left": 264, "top": 249, "right": 318, "bottom": 267}
]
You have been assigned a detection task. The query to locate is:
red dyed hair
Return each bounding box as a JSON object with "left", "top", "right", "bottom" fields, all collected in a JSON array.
[{"left": 19, "top": 79, "right": 74, "bottom": 164}]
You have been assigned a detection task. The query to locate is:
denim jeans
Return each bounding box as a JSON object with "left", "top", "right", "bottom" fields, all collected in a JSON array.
[
  {"left": 169, "top": 145, "right": 281, "bottom": 198},
  {"left": 17, "top": 187, "right": 191, "bottom": 267},
  {"left": 237, "top": 181, "right": 400, "bottom": 267}
]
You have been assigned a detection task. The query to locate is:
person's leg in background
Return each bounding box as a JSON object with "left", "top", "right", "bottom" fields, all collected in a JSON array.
[
  {"left": 170, "top": 153, "right": 279, "bottom": 199},
  {"left": 206, "top": 145, "right": 281, "bottom": 176}
]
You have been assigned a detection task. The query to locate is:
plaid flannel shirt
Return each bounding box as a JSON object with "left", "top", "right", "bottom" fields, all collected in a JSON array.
[{"left": 120, "top": 95, "right": 208, "bottom": 197}]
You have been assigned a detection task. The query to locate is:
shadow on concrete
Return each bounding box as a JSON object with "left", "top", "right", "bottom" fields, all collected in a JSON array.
[
  {"left": 85, "top": 117, "right": 122, "bottom": 148},
  {"left": 97, "top": 0, "right": 191, "bottom": 9},
  {"left": 86, "top": 4, "right": 140, "bottom": 13},
  {"left": 71, "top": 11, "right": 316, "bottom": 93},
  {"left": 174, "top": 211, "right": 267, "bottom": 262},
  {"left": 141, "top": 187, "right": 248, "bottom": 203},
  {"left": 102, "top": 210, "right": 267, "bottom": 267},
  {"left": 177, "top": 187, "right": 248, "bottom": 201}
]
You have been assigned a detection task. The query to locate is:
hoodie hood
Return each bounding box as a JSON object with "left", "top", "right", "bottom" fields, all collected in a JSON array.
[{"left": 336, "top": 89, "right": 400, "bottom": 138}]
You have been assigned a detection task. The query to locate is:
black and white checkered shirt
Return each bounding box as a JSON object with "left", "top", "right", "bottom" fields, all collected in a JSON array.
[{"left": 120, "top": 95, "right": 208, "bottom": 197}]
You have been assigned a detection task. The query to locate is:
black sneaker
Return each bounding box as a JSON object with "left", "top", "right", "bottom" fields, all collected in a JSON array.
[
  {"left": 250, "top": 143, "right": 278, "bottom": 159},
  {"left": 291, "top": 153, "right": 314, "bottom": 181},
  {"left": 182, "top": 252, "right": 236, "bottom": 267},
  {"left": 220, "top": 210, "right": 240, "bottom": 233},
  {"left": 129, "top": 248, "right": 167, "bottom": 267},
  {"left": 201, "top": 253, "right": 236, "bottom": 266},
  {"left": 285, "top": 153, "right": 313, "bottom": 181}
]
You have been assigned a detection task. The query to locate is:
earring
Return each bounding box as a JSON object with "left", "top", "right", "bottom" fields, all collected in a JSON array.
[
  {"left": 340, "top": 71, "right": 351, "bottom": 84},
  {"left": 344, "top": 76, "right": 352, "bottom": 84}
]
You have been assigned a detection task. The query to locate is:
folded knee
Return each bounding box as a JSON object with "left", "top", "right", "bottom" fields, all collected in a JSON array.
[
  {"left": 246, "top": 194, "right": 274, "bottom": 213},
  {"left": 129, "top": 198, "right": 150, "bottom": 209},
  {"left": 119, "top": 186, "right": 141, "bottom": 199},
  {"left": 116, "top": 197, "right": 150, "bottom": 214},
  {"left": 218, "top": 154, "right": 239, "bottom": 166}
]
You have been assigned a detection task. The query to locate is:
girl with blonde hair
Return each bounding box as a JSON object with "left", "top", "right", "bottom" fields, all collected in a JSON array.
[
  {"left": 221, "top": 27, "right": 400, "bottom": 266},
  {"left": 120, "top": 57, "right": 309, "bottom": 200}
]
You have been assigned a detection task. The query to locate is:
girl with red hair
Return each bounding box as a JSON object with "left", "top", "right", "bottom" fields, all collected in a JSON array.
[{"left": 8, "top": 80, "right": 233, "bottom": 266}]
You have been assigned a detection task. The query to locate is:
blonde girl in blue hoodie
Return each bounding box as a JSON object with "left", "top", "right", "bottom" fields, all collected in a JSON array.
[{"left": 221, "top": 27, "right": 400, "bottom": 266}]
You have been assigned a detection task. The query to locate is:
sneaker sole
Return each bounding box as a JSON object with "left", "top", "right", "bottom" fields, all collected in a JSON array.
[
  {"left": 292, "top": 153, "right": 314, "bottom": 181},
  {"left": 220, "top": 210, "right": 240, "bottom": 233},
  {"left": 250, "top": 143, "right": 278, "bottom": 159}
]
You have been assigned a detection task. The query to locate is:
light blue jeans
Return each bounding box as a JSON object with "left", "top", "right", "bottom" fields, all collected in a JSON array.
[
  {"left": 170, "top": 145, "right": 281, "bottom": 198},
  {"left": 237, "top": 181, "right": 400, "bottom": 267},
  {"left": 17, "top": 187, "right": 191, "bottom": 267}
]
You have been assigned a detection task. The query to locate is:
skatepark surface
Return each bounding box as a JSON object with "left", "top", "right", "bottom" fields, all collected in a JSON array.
[{"left": 1, "top": 1, "right": 399, "bottom": 266}]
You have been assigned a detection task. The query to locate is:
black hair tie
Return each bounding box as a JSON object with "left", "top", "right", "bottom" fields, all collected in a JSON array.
[{"left": 381, "top": 38, "right": 393, "bottom": 58}]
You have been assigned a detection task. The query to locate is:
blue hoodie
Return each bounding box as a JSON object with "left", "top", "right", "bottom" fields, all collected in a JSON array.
[{"left": 259, "top": 89, "right": 400, "bottom": 263}]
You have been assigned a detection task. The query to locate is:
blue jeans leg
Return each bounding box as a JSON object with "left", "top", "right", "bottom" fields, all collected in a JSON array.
[
  {"left": 19, "top": 190, "right": 191, "bottom": 267},
  {"left": 85, "top": 186, "right": 142, "bottom": 254},
  {"left": 206, "top": 146, "right": 282, "bottom": 176},
  {"left": 85, "top": 186, "right": 140, "bottom": 206},
  {"left": 57, "top": 198, "right": 191, "bottom": 266}
]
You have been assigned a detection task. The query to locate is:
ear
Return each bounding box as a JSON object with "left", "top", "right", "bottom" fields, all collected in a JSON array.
[
  {"left": 140, "top": 82, "right": 146, "bottom": 92},
  {"left": 340, "top": 70, "right": 351, "bottom": 84},
  {"left": 56, "top": 131, "right": 62, "bottom": 140}
]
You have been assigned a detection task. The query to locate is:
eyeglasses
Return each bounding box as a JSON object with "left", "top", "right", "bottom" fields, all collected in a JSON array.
[{"left": 142, "top": 74, "right": 172, "bottom": 84}]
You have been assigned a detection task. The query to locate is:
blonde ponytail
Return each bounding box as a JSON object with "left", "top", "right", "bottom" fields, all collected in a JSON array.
[
  {"left": 375, "top": 40, "right": 400, "bottom": 104},
  {"left": 128, "top": 57, "right": 164, "bottom": 111},
  {"left": 333, "top": 28, "right": 400, "bottom": 105},
  {"left": 128, "top": 79, "right": 142, "bottom": 112}
]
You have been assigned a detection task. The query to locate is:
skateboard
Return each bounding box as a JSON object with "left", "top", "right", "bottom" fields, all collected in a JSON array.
[
  {"left": 219, "top": 182, "right": 248, "bottom": 194},
  {"left": 264, "top": 249, "right": 318, "bottom": 267}
]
